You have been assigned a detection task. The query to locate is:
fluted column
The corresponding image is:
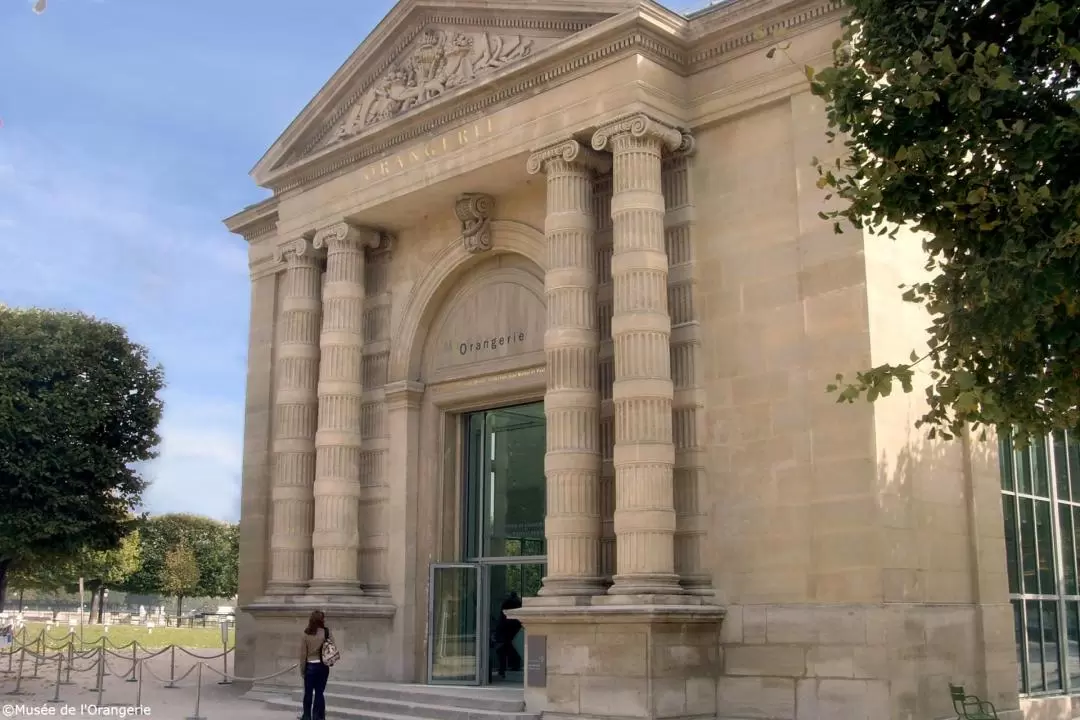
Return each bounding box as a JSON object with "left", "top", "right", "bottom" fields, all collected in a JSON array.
[
  {"left": 527, "top": 139, "right": 610, "bottom": 596},
  {"left": 308, "top": 222, "right": 382, "bottom": 596},
  {"left": 592, "top": 114, "right": 687, "bottom": 596},
  {"left": 266, "top": 237, "right": 323, "bottom": 596}
]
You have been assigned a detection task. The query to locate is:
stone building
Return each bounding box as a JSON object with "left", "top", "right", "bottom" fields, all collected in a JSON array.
[{"left": 224, "top": 1, "right": 1071, "bottom": 718}]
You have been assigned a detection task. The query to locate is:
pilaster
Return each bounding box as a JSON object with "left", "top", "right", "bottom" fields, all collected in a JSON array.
[
  {"left": 592, "top": 114, "right": 686, "bottom": 598},
  {"left": 527, "top": 138, "right": 611, "bottom": 597},
  {"left": 265, "top": 236, "right": 323, "bottom": 597},
  {"left": 308, "top": 222, "right": 382, "bottom": 596},
  {"left": 662, "top": 145, "right": 712, "bottom": 596}
]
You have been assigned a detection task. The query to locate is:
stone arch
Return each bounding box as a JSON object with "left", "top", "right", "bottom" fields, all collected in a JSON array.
[{"left": 389, "top": 219, "right": 547, "bottom": 384}]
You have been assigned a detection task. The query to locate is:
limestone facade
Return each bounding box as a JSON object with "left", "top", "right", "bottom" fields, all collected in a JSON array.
[{"left": 226, "top": 1, "right": 1040, "bottom": 718}]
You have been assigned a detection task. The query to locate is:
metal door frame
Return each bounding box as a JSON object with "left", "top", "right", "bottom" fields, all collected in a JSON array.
[{"left": 426, "top": 562, "right": 483, "bottom": 686}]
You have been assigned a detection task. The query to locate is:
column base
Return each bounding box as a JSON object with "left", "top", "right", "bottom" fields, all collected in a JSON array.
[
  {"left": 539, "top": 577, "right": 606, "bottom": 597},
  {"left": 262, "top": 581, "right": 309, "bottom": 597},
  {"left": 510, "top": 601, "right": 724, "bottom": 720},
  {"left": 306, "top": 580, "right": 364, "bottom": 596},
  {"left": 609, "top": 573, "right": 683, "bottom": 597}
]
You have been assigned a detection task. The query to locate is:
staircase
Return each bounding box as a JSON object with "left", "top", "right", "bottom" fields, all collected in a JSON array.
[{"left": 263, "top": 680, "right": 539, "bottom": 720}]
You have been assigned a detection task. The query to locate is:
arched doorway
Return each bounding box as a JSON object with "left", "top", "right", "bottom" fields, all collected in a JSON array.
[{"left": 392, "top": 224, "right": 549, "bottom": 687}]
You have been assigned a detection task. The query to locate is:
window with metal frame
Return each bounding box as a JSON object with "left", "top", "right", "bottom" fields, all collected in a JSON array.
[{"left": 1001, "top": 430, "right": 1080, "bottom": 695}]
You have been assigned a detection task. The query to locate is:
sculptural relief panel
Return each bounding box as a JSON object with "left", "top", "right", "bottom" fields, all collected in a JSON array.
[{"left": 334, "top": 28, "right": 556, "bottom": 140}]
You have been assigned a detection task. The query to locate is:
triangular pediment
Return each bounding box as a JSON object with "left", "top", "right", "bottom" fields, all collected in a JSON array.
[{"left": 253, "top": 0, "right": 643, "bottom": 186}]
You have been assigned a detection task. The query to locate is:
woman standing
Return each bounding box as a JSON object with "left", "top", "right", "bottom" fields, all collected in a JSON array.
[{"left": 299, "top": 610, "right": 330, "bottom": 720}]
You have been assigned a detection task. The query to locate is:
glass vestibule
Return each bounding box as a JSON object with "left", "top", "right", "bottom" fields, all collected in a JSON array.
[{"left": 429, "top": 401, "right": 547, "bottom": 686}]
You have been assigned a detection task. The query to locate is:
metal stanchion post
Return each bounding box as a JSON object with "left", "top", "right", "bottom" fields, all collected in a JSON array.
[
  {"left": 31, "top": 632, "right": 42, "bottom": 679},
  {"left": 218, "top": 625, "right": 232, "bottom": 685},
  {"left": 166, "top": 644, "right": 177, "bottom": 688},
  {"left": 94, "top": 647, "right": 105, "bottom": 707},
  {"left": 185, "top": 662, "right": 204, "bottom": 720},
  {"left": 127, "top": 643, "right": 138, "bottom": 682},
  {"left": 100, "top": 636, "right": 110, "bottom": 677},
  {"left": 62, "top": 640, "right": 74, "bottom": 685},
  {"left": 47, "top": 653, "right": 63, "bottom": 704},
  {"left": 6, "top": 647, "right": 27, "bottom": 696},
  {"left": 135, "top": 658, "right": 143, "bottom": 707}
]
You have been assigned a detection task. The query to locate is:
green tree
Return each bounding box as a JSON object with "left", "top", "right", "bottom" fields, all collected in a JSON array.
[
  {"left": 808, "top": 0, "right": 1080, "bottom": 443},
  {"left": 161, "top": 542, "right": 200, "bottom": 626},
  {"left": 0, "top": 307, "right": 164, "bottom": 610},
  {"left": 123, "top": 514, "right": 239, "bottom": 619}
]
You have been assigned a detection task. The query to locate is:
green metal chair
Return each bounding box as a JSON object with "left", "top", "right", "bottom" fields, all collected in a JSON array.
[{"left": 949, "top": 684, "right": 999, "bottom": 719}]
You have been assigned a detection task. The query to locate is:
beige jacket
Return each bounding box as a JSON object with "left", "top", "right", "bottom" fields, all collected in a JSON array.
[{"left": 299, "top": 628, "right": 326, "bottom": 666}]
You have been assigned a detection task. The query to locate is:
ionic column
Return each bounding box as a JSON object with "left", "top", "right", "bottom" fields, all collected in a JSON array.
[
  {"left": 308, "top": 222, "right": 382, "bottom": 596},
  {"left": 527, "top": 139, "right": 610, "bottom": 596},
  {"left": 591, "top": 114, "right": 688, "bottom": 596},
  {"left": 266, "top": 237, "right": 322, "bottom": 596}
]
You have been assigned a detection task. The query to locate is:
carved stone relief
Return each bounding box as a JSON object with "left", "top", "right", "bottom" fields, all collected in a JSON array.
[
  {"left": 456, "top": 193, "right": 495, "bottom": 255},
  {"left": 336, "top": 28, "right": 542, "bottom": 139}
]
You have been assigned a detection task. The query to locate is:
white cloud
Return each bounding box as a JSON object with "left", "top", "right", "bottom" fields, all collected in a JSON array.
[{"left": 141, "top": 397, "right": 244, "bottom": 522}]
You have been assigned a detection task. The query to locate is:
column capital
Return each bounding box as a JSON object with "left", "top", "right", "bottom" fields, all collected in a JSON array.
[
  {"left": 527, "top": 139, "right": 611, "bottom": 175},
  {"left": 273, "top": 236, "right": 321, "bottom": 265},
  {"left": 591, "top": 114, "right": 687, "bottom": 154},
  {"left": 313, "top": 222, "right": 391, "bottom": 254}
]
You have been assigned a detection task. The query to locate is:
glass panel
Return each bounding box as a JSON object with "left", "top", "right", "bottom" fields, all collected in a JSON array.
[
  {"left": 1061, "top": 505, "right": 1077, "bottom": 595},
  {"left": 430, "top": 565, "right": 480, "bottom": 684},
  {"left": 1067, "top": 601, "right": 1080, "bottom": 691},
  {"left": 1001, "top": 436, "right": 1015, "bottom": 491},
  {"left": 1034, "top": 440, "right": 1051, "bottom": 497},
  {"left": 1014, "top": 600, "right": 1027, "bottom": 692},
  {"left": 1027, "top": 599, "right": 1045, "bottom": 692},
  {"left": 486, "top": 562, "right": 545, "bottom": 686},
  {"left": 1042, "top": 601, "right": 1062, "bottom": 691},
  {"left": 482, "top": 403, "right": 546, "bottom": 559},
  {"left": 1004, "top": 499, "right": 1020, "bottom": 594},
  {"left": 1036, "top": 500, "right": 1056, "bottom": 594},
  {"left": 1020, "top": 498, "right": 1038, "bottom": 594},
  {"left": 1054, "top": 431, "right": 1071, "bottom": 501},
  {"left": 1019, "top": 447, "right": 1034, "bottom": 495},
  {"left": 1070, "top": 431, "right": 1080, "bottom": 502}
]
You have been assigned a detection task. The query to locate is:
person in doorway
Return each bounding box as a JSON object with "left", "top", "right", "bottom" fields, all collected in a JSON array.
[
  {"left": 299, "top": 609, "right": 331, "bottom": 720},
  {"left": 493, "top": 591, "right": 523, "bottom": 678}
]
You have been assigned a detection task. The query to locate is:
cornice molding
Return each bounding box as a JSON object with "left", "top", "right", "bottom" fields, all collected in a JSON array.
[
  {"left": 223, "top": 197, "right": 279, "bottom": 243},
  {"left": 256, "top": 0, "right": 842, "bottom": 198}
]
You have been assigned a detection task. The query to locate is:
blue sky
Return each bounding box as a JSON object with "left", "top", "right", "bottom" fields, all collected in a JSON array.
[{"left": 0, "top": 0, "right": 704, "bottom": 523}]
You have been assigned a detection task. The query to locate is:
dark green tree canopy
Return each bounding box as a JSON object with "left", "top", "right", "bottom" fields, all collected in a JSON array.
[
  {"left": 0, "top": 307, "right": 164, "bottom": 606},
  {"left": 124, "top": 514, "right": 238, "bottom": 600},
  {"left": 811, "top": 0, "right": 1080, "bottom": 442}
]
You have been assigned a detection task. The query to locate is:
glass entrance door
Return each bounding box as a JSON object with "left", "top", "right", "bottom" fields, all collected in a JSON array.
[{"left": 428, "top": 401, "right": 547, "bottom": 686}]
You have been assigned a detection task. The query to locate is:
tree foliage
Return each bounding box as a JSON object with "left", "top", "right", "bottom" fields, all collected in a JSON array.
[
  {"left": 809, "top": 0, "right": 1080, "bottom": 443},
  {"left": 0, "top": 307, "right": 164, "bottom": 608},
  {"left": 123, "top": 514, "right": 238, "bottom": 601},
  {"left": 161, "top": 542, "right": 200, "bottom": 626}
]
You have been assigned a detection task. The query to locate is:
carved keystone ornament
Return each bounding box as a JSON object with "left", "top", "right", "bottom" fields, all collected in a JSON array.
[{"left": 456, "top": 193, "right": 495, "bottom": 255}]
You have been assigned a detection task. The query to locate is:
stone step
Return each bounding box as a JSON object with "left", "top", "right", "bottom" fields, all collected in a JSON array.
[
  {"left": 265, "top": 695, "right": 539, "bottom": 720},
  {"left": 263, "top": 682, "right": 537, "bottom": 720},
  {"left": 320, "top": 682, "right": 528, "bottom": 713}
]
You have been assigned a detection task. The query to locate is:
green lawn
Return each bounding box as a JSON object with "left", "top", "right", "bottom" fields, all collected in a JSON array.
[{"left": 17, "top": 622, "right": 234, "bottom": 650}]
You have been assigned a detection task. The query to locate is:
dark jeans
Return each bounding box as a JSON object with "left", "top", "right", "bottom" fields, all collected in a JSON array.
[
  {"left": 495, "top": 636, "right": 522, "bottom": 675},
  {"left": 302, "top": 661, "right": 329, "bottom": 720}
]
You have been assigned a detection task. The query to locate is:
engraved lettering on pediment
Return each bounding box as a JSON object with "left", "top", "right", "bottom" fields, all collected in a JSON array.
[{"left": 334, "top": 28, "right": 540, "bottom": 140}]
